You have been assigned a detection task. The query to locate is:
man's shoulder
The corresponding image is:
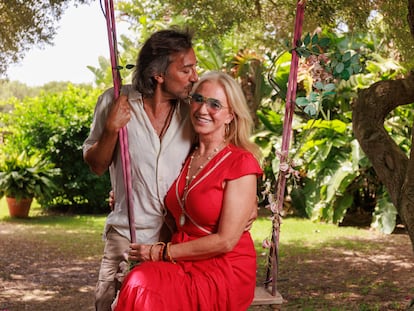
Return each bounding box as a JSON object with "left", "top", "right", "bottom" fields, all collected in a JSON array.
[
  {"left": 121, "top": 85, "right": 141, "bottom": 98},
  {"left": 100, "top": 84, "right": 141, "bottom": 96},
  {"left": 97, "top": 85, "right": 141, "bottom": 104}
]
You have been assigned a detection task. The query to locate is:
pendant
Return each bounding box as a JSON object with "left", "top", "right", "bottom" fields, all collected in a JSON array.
[{"left": 179, "top": 213, "right": 186, "bottom": 226}]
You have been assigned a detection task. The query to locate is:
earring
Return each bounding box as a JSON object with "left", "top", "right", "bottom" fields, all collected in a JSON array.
[{"left": 225, "top": 123, "right": 230, "bottom": 138}]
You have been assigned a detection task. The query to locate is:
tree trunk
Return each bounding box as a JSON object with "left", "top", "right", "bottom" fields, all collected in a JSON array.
[
  {"left": 352, "top": 73, "right": 414, "bottom": 251},
  {"left": 408, "top": 0, "right": 414, "bottom": 37}
]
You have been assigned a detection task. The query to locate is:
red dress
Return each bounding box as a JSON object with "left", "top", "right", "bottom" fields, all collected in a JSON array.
[{"left": 115, "top": 145, "right": 262, "bottom": 311}]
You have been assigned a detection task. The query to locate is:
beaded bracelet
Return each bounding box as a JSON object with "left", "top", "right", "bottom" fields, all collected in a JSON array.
[
  {"left": 150, "top": 242, "right": 165, "bottom": 262},
  {"left": 158, "top": 242, "right": 166, "bottom": 261}
]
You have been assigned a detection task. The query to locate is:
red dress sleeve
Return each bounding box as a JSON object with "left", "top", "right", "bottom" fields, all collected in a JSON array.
[{"left": 224, "top": 146, "right": 263, "bottom": 181}]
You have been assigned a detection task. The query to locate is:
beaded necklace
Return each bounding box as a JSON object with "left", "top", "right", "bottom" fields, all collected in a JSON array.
[{"left": 178, "top": 140, "right": 226, "bottom": 227}]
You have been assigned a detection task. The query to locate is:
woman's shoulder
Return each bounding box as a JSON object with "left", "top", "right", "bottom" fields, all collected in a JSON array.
[
  {"left": 226, "top": 144, "right": 256, "bottom": 159},
  {"left": 224, "top": 144, "right": 262, "bottom": 175}
]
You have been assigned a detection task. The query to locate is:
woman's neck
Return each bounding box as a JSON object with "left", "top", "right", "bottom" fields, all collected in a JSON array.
[{"left": 195, "top": 138, "right": 227, "bottom": 158}]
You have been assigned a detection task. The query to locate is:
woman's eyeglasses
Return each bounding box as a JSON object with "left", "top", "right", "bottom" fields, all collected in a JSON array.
[{"left": 190, "top": 93, "right": 228, "bottom": 114}]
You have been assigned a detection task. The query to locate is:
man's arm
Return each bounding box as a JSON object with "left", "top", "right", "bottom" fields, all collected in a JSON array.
[{"left": 84, "top": 95, "right": 131, "bottom": 175}]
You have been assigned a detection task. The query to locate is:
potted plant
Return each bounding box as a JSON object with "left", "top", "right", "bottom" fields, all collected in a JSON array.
[{"left": 0, "top": 152, "right": 60, "bottom": 218}]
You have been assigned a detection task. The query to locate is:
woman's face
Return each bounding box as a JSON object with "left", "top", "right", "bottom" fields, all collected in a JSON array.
[{"left": 189, "top": 80, "right": 234, "bottom": 139}]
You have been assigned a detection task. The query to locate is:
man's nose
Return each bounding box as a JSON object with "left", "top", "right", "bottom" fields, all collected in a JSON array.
[{"left": 190, "top": 68, "right": 199, "bottom": 82}]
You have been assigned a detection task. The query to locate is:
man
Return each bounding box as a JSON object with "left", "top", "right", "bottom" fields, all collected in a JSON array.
[{"left": 83, "top": 28, "right": 198, "bottom": 311}]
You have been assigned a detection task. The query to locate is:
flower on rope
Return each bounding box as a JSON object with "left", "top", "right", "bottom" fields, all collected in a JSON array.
[
  {"left": 262, "top": 238, "right": 271, "bottom": 249},
  {"left": 276, "top": 150, "right": 300, "bottom": 181},
  {"left": 275, "top": 149, "right": 288, "bottom": 160},
  {"left": 269, "top": 200, "right": 278, "bottom": 214},
  {"left": 305, "top": 54, "right": 334, "bottom": 84},
  {"left": 279, "top": 162, "right": 290, "bottom": 172},
  {"left": 264, "top": 193, "right": 278, "bottom": 214},
  {"left": 261, "top": 182, "right": 280, "bottom": 214},
  {"left": 260, "top": 180, "right": 272, "bottom": 202}
]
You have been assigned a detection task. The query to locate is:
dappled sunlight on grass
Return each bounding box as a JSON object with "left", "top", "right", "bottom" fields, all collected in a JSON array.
[
  {"left": 250, "top": 210, "right": 375, "bottom": 257},
  {"left": 249, "top": 210, "right": 414, "bottom": 310},
  {"left": 1, "top": 198, "right": 106, "bottom": 230},
  {"left": 2, "top": 199, "right": 413, "bottom": 310}
]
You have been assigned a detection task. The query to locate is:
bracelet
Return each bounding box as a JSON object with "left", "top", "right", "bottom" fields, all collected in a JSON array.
[
  {"left": 166, "top": 242, "right": 176, "bottom": 264},
  {"left": 162, "top": 243, "right": 168, "bottom": 261},
  {"left": 149, "top": 244, "right": 155, "bottom": 262},
  {"left": 156, "top": 242, "right": 166, "bottom": 261}
]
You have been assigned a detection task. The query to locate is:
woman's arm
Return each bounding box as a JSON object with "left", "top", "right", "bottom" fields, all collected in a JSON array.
[{"left": 128, "top": 174, "right": 257, "bottom": 262}]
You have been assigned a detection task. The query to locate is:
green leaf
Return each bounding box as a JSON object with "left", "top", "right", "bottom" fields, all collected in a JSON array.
[
  {"left": 335, "top": 62, "right": 345, "bottom": 73},
  {"left": 352, "top": 63, "right": 361, "bottom": 73},
  {"left": 319, "top": 37, "right": 330, "bottom": 47},
  {"left": 341, "top": 69, "right": 351, "bottom": 80},
  {"left": 295, "top": 97, "right": 309, "bottom": 106},
  {"left": 325, "top": 161, "right": 355, "bottom": 203},
  {"left": 304, "top": 33, "right": 311, "bottom": 46},
  {"left": 256, "top": 110, "right": 282, "bottom": 133},
  {"left": 372, "top": 195, "right": 398, "bottom": 234},
  {"left": 314, "top": 81, "right": 324, "bottom": 90},
  {"left": 311, "top": 33, "right": 319, "bottom": 45},
  {"left": 342, "top": 51, "right": 352, "bottom": 62},
  {"left": 351, "top": 53, "right": 360, "bottom": 64},
  {"left": 312, "top": 46, "right": 320, "bottom": 54},
  {"left": 309, "top": 92, "right": 319, "bottom": 102},
  {"left": 323, "top": 83, "right": 336, "bottom": 92},
  {"left": 304, "top": 105, "right": 317, "bottom": 116},
  {"left": 333, "top": 193, "right": 354, "bottom": 223}
]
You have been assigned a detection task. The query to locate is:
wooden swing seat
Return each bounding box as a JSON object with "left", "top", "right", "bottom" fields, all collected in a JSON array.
[{"left": 251, "top": 286, "right": 283, "bottom": 307}]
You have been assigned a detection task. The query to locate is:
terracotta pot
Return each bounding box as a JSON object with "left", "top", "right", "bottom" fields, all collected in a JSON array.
[{"left": 6, "top": 197, "right": 33, "bottom": 218}]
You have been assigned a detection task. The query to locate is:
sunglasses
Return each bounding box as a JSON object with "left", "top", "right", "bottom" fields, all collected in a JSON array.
[{"left": 190, "top": 93, "right": 228, "bottom": 113}]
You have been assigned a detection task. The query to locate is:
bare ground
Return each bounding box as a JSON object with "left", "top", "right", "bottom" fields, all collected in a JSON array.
[{"left": 1, "top": 222, "right": 413, "bottom": 311}]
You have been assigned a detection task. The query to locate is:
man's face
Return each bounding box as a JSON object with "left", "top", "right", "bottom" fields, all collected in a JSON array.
[{"left": 161, "top": 48, "right": 198, "bottom": 101}]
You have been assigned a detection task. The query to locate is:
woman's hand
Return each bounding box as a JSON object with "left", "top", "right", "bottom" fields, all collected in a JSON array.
[{"left": 244, "top": 206, "right": 258, "bottom": 231}]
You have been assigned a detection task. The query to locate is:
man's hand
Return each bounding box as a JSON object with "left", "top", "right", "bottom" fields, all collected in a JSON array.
[
  {"left": 128, "top": 243, "right": 159, "bottom": 262},
  {"left": 105, "top": 95, "right": 131, "bottom": 133},
  {"left": 83, "top": 95, "right": 131, "bottom": 176},
  {"left": 108, "top": 190, "right": 115, "bottom": 211}
]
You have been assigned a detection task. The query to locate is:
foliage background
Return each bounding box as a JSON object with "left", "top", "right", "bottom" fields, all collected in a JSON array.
[
  {"left": 0, "top": 85, "right": 110, "bottom": 212},
  {"left": 1, "top": 0, "right": 414, "bottom": 232}
]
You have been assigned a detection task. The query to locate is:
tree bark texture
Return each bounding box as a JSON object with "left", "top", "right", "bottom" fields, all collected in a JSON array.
[
  {"left": 408, "top": 0, "right": 414, "bottom": 37},
  {"left": 352, "top": 73, "right": 414, "bottom": 251}
]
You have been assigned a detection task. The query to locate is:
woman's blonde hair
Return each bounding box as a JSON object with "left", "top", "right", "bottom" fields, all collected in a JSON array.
[{"left": 192, "top": 71, "right": 262, "bottom": 162}]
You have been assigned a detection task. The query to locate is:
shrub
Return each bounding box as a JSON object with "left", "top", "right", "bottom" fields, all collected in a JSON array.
[{"left": 0, "top": 85, "right": 111, "bottom": 213}]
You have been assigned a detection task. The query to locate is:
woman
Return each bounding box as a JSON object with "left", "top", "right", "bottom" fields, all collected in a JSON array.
[{"left": 114, "top": 71, "right": 262, "bottom": 311}]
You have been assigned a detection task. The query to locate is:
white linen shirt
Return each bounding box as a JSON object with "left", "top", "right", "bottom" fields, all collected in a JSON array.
[{"left": 83, "top": 85, "right": 193, "bottom": 243}]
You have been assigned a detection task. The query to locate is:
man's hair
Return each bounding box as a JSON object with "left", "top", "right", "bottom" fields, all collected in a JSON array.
[{"left": 132, "top": 28, "right": 194, "bottom": 97}]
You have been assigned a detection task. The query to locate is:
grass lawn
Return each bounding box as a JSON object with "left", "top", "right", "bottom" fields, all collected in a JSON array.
[{"left": 1, "top": 198, "right": 413, "bottom": 310}]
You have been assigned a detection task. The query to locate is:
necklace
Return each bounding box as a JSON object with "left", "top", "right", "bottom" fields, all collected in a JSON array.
[
  {"left": 158, "top": 103, "right": 175, "bottom": 140},
  {"left": 178, "top": 140, "right": 226, "bottom": 227}
]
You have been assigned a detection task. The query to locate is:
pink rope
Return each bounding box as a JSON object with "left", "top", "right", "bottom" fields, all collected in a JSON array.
[
  {"left": 277, "top": 2, "right": 305, "bottom": 200},
  {"left": 270, "top": 0, "right": 306, "bottom": 295},
  {"left": 103, "top": 0, "right": 136, "bottom": 243}
]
